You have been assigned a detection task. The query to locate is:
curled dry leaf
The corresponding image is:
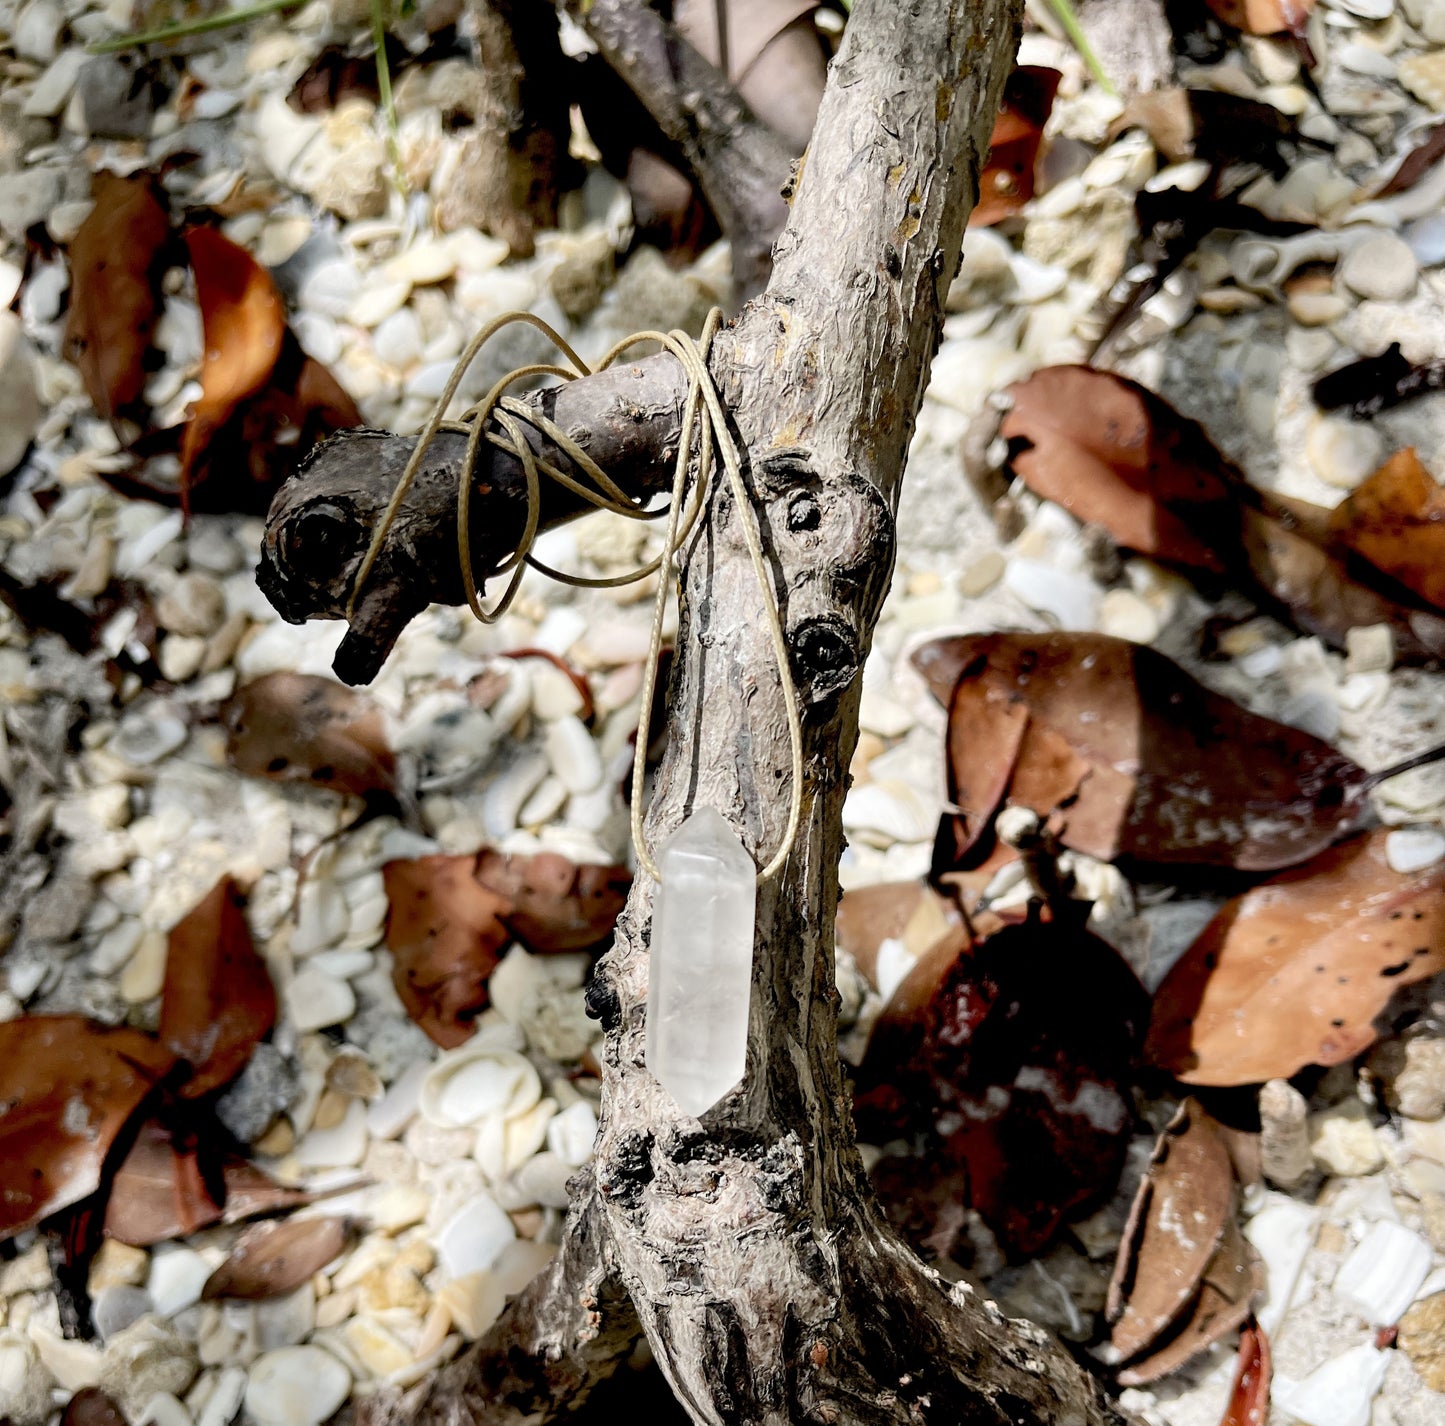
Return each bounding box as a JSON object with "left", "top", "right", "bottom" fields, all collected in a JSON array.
[
  {"left": 992, "top": 366, "right": 1445, "bottom": 658},
  {"left": 180, "top": 226, "right": 286, "bottom": 509},
  {"left": 1117, "top": 1214, "right": 1265, "bottom": 1385},
  {"left": 972, "top": 67, "right": 1061, "bottom": 228},
  {"left": 1107, "top": 1100, "right": 1235, "bottom": 1363},
  {"left": 857, "top": 909, "right": 1147, "bottom": 1257},
  {"left": 383, "top": 854, "right": 514, "bottom": 1048},
  {"left": 1222, "top": 1320, "right": 1272, "bottom": 1426},
  {"left": 159, "top": 875, "right": 276, "bottom": 1099},
  {"left": 62, "top": 171, "right": 173, "bottom": 421},
  {"left": 1313, "top": 344, "right": 1445, "bottom": 420},
  {"left": 1111, "top": 90, "right": 1309, "bottom": 179},
  {"left": 475, "top": 849, "right": 631, "bottom": 954},
  {"left": 202, "top": 1216, "right": 354, "bottom": 1300},
  {"left": 914, "top": 632, "right": 1368, "bottom": 873},
  {"left": 1147, "top": 829, "right": 1445, "bottom": 1086},
  {"left": 0, "top": 1017, "right": 175, "bottom": 1238},
  {"left": 223, "top": 672, "right": 396, "bottom": 797},
  {"left": 1205, "top": 0, "right": 1315, "bottom": 37}
]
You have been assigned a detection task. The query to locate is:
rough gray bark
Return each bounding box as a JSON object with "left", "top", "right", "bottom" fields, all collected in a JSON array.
[{"left": 261, "top": 3, "right": 1138, "bottom": 1423}]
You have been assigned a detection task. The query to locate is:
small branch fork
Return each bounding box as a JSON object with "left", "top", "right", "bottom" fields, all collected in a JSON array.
[{"left": 261, "top": 3, "right": 1138, "bottom": 1423}]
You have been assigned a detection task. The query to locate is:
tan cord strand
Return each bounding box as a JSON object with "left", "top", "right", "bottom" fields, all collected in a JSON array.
[{"left": 348, "top": 309, "right": 803, "bottom": 886}]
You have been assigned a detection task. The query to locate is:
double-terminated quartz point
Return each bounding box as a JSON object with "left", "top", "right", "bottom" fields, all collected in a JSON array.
[{"left": 646, "top": 807, "right": 757, "bottom": 1116}]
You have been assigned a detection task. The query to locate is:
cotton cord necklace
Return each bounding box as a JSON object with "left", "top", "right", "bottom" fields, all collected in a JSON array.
[{"left": 348, "top": 308, "right": 803, "bottom": 1115}]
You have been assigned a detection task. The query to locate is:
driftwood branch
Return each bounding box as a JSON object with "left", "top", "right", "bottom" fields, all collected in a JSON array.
[
  {"left": 261, "top": 3, "right": 1139, "bottom": 1423},
  {"left": 574, "top": 0, "right": 794, "bottom": 297}
]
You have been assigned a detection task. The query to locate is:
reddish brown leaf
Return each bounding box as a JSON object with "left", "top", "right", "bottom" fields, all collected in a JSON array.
[
  {"left": 858, "top": 909, "right": 1147, "bottom": 1257},
  {"left": 202, "top": 1216, "right": 354, "bottom": 1300},
  {"left": 383, "top": 854, "right": 513, "bottom": 1048},
  {"left": 1221, "top": 1320, "right": 1272, "bottom": 1426},
  {"left": 1327, "top": 449, "right": 1445, "bottom": 612},
  {"left": 180, "top": 226, "right": 286, "bottom": 510},
  {"left": 223, "top": 672, "right": 396, "bottom": 797},
  {"left": 1147, "top": 829, "right": 1445, "bottom": 1085},
  {"left": 62, "top": 171, "right": 173, "bottom": 421},
  {"left": 835, "top": 881, "right": 964, "bottom": 990},
  {"left": 0, "top": 1017, "right": 176, "bottom": 1238},
  {"left": 1117, "top": 1214, "right": 1265, "bottom": 1385},
  {"left": 62, "top": 1389, "right": 126, "bottom": 1426},
  {"left": 1107, "top": 1100, "right": 1235, "bottom": 1362},
  {"left": 159, "top": 876, "right": 276, "bottom": 1099},
  {"left": 104, "top": 1117, "right": 312, "bottom": 1246},
  {"left": 994, "top": 367, "right": 1445, "bottom": 659},
  {"left": 1205, "top": 0, "right": 1315, "bottom": 37},
  {"left": 972, "top": 67, "right": 1061, "bottom": 228},
  {"left": 998, "top": 366, "right": 1233, "bottom": 573},
  {"left": 474, "top": 849, "right": 631, "bottom": 954},
  {"left": 916, "top": 632, "right": 1369, "bottom": 872}
]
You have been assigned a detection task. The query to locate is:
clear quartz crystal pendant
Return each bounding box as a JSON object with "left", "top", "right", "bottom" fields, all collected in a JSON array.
[{"left": 646, "top": 806, "right": 756, "bottom": 1116}]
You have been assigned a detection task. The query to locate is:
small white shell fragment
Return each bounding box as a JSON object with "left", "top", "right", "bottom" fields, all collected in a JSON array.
[
  {"left": 841, "top": 781, "right": 936, "bottom": 845},
  {"left": 1272, "top": 1343, "right": 1389, "bottom": 1426},
  {"left": 546, "top": 1101, "right": 598, "bottom": 1168},
  {"left": 284, "top": 969, "right": 356, "bottom": 1031},
  {"left": 244, "top": 1346, "right": 352, "bottom": 1426},
  {"left": 1333, "top": 1220, "right": 1433, "bottom": 1325},
  {"left": 292, "top": 1099, "right": 369, "bottom": 1169},
  {"left": 368, "top": 1061, "right": 431, "bottom": 1140},
  {"left": 1244, "top": 1193, "right": 1320, "bottom": 1334},
  {"left": 436, "top": 1193, "right": 515, "bottom": 1279},
  {"left": 420, "top": 1045, "right": 542, "bottom": 1128},
  {"left": 1385, "top": 827, "right": 1445, "bottom": 874},
  {"left": 544, "top": 716, "right": 603, "bottom": 795},
  {"left": 147, "top": 1247, "right": 214, "bottom": 1318}
]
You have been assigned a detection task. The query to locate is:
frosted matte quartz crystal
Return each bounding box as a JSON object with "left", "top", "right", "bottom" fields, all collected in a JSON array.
[{"left": 646, "top": 807, "right": 756, "bottom": 1115}]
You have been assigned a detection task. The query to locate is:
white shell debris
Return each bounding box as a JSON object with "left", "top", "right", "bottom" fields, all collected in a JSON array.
[
  {"left": 1272, "top": 1344, "right": 1390, "bottom": 1426},
  {"left": 1333, "top": 1220, "right": 1433, "bottom": 1325},
  {"left": 244, "top": 1347, "right": 352, "bottom": 1426}
]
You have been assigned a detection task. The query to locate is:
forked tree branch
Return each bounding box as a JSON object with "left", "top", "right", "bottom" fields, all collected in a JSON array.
[{"left": 262, "top": 3, "right": 1138, "bottom": 1423}]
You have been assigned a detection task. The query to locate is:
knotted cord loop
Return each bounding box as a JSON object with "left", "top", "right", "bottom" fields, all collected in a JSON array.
[{"left": 348, "top": 308, "right": 803, "bottom": 886}]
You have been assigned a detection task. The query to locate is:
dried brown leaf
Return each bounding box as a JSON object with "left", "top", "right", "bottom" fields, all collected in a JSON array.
[
  {"left": 62, "top": 171, "right": 172, "bottom": 421},
  {"left": 835, "top": 882, "right": 964, "bottom": 990},
  {"left": 915, "top": 632, "right": 1369, "bottom": 872},
  {"left": 1147, "top": 829, "right": 1445, "bottom": 1085},
  {"left": 1327, "top": 449, "right": 1445, "bottom": 612},
  {"left": 159, "top": 876, "right": 276, "bottom": 1099},
  {"left": 1107, "top": 1100, "right": 1234, "bottom": 1362},
  {"left": 0, "top": 1017, "right": 175, "bottom": 1238},
  {"left": 383, "top": 854, "right": 513, "bottom": 1048},
  {"left": 202, "top": 1216, "right": 354, "bottom": 1300},
  {"left": 1117, "top": 1214, "right": 1265, "bottom": 1385},
  {"left": 972, "top": 67, "right": 1061, "bottom": 228},
  {"left": 474, "top": 849, "right": 631, "bottom": 954},
  {"left": 223, "top": 672, "right": 396, "bottom": 797}
]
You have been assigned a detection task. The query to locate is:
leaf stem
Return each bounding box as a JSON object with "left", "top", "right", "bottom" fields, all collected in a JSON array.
[{"left": 1044, "top": 0, "right": 1117, "bottom": 98}]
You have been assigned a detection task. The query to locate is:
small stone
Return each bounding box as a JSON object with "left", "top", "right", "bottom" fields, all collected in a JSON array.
[
  {"left": 1273, "top": 1343, "right": 1389, "bottom": 1426},
  {"left": 512, "top": 1150, "right": 573, "bottom": 1209},
  {"left": 120, "top": 931, "right": 168, "bottom": 1003},
  {"left": 156, "top": 574, "right": 226, "bottom": 637},
  {"left": 1002, "top": 558, "right": 1102, "bottom": 629},
  {"left": 1305, "top": 414, "right": 1386, "bottom": 490},
  {"left": 0, "top": 1333, "right": 53, "bottom": 1426},
  {"left": 93, "top": 1286, "right": 153, "bottom": 1342},
  {"left": 90, "top": 1240, "right": 150, "bottom": 1292},
  {"left": 0, "top": 312, "right": 40, "bottom": 478},
  {"left": 1398, "top": 1291, "right": 1445, "bottom": 1392},
  {"left": 1288, "top": 286, "right": 1351, "bottom": 326},
  {"left": 347, "top": 281, "right": 410, "bottom": 330},
  {"left": 138, "top": 1393, "right": 192, "bottom": 1426},
  {"left": 1259, "top": 1079, "right": 1313, "bottom": 1189},
  {"left": 1334, "top": 1220, "right": 1433, "bottom": 1325},
  {"left": 244, "top": 1347, "right": 350, "bottom": 1426},
  {"left": 547, "top": 234, "right": 615, "bottom": 322},
  {"left": 285, "top": 969, "right": 356, "bottom": 1031},
  {"left": 13, "top": 2, "right": 62, "bottom": 63},
  {"left": 1339, "top": 233, "right": 1418, "bottom": 302},
  {"left": 196, "top": 1365, "right": 246, "bottom": 1426},
  {"left": 0, "top": 1244, "right": 51, "bottom": 1296},
  {"left": 436, "top": 1194, "right": 515, "bottom": 1280},
  {"left": 1097, "top": 589, "right": 1161, "bottom": 644},
  {"left": 344, "top": 1316, "right": 412, "bottom": 1377},
  {"left": 292, "top": 1098, "right": 368, "bottom": 1169},
  {"left": 29, "top": 1326, "right": 102, "bottom": 1392},
  {"left": 371, "top": 308, "right": 422, "bottom": 369},
  {"left": 543, "top": 716, "right": 602, "bottom": 795},
  {"left": 112, "top": 705, "right": 189, "bottom": 767},
  {"left": 254, "top": 1286, "right": 315, "bottom": 1351},
  {"left": 148, "top": 1248, "right": 213, "bottom": 1318},
  {"left": 1376, "top": 1035, "right": 1445, "bottom": 1119},
  {"left": 1385, "top": 828, "right": 1445, "bottom": 874},
  {"left": 77, "top": 55, "right": 163, "bottom": 139},
  {"left": 216, "top": 1043, "right": 299, "bottom": 1146},
  {"left": 158, "top": 635, "right": 207, "bottom": 683},
  {"left": 436, "top": 1272, "right": 505, "bottom": 1340},
  {"left": 100, "top": 1317, "right": 199, "bottom": 1419},
  {"left": 20, "top": 51, "right": 84, "bottom": 118},
  {"left": 1345, "top": 624, "right": 1394, "bottom": 674},
  {"left": 1399, "top": 49, "right": 1445, "bottom": 111},
  {"left": 1309, "top": 1098, "right": 1385, "bottom": 1176}
]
